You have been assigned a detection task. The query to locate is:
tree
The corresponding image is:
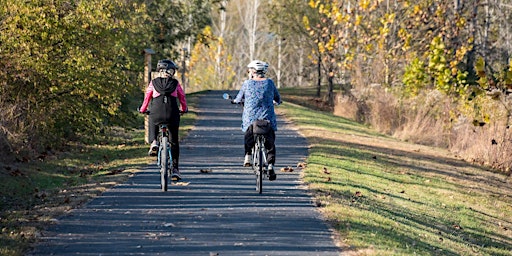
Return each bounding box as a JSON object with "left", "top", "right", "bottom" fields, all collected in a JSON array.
[
  {"left": 145, "top": 0, "right": 217, "bottom": 60},
  {"left": 0, "top": 0, "right": 148, "bottom": 159},
  {"left": 267, "top": 0, "right": 319, "bottom": 89}
]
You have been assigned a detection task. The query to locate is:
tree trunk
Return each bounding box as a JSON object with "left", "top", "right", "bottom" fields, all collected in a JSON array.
[
  {"left": 327, "top": 72, "right": 334, "bottom": 106},
  {"left": 316, "top": 54, "right": 321, "bottom": 97}
]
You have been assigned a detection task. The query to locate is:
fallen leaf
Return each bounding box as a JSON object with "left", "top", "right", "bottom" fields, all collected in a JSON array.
[
  {"left": 107, "top": 168, "right": 124, "bottom": 175},
  {"left": 281, "top": 166, "right": 294, "bottom": 172}
]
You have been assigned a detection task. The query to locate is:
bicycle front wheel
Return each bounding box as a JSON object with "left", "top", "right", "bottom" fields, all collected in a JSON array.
[{"left": 160, "top": 137, "right": 169, "bottom": 191}]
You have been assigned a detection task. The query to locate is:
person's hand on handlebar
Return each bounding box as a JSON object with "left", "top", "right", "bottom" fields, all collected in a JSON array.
[{"left": 138, "top": 107, "right": 149, "bottom": 114}]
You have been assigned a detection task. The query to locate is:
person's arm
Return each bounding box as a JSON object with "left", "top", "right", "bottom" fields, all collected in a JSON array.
[
  {"left": 234, "top": 81, "right": 247, "bottom": 103},
  {"left": 273, "top": 80, "right": 282, "bottom": 104},
  {"left": 176, "top": 82, "right": 188, "bottom": 112},
  {"left": 139, "top": 81, "right": 154, "bottom": 112}
]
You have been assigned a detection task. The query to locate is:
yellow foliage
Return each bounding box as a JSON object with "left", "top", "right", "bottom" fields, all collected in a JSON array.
[
  {"left": 359, "top": 0, "right": 371, "bottom": 10},
  {"left": 303, "top": 16, "right": 310, "bottom": 29},
  {"left": 318, "top": 42, "right": 326, "bottom": 53},
  {"left": 355, "top": 14, "right": 362, "bottom": 26},
  {"left": 308, "top": 0, "right": 319, "bottom": 9},
  {"left": 456, "top": 17, "right": 466, "bottom": 27},
  {"left": 327, "top": 35, "right": 336, "bottom": 51},
  {"left": 475, "top": 57, "right": 485, "bottom": 73},
  {"left": 413, "top": 5, "right": 421, "bottom": 15}
]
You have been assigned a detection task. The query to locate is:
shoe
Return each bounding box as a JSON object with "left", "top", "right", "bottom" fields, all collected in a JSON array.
[
  {"left": 268, "top": 164, "right": 276, "bottom": 181},
  {"left": 243, "top": 154, "right": 252, "bottom": 167},
  {"left": 171, "top": 167, "right": 182, "bottom": 181},
  {"left": 148, "top": 140, "right": 159, "bottom": 156}
]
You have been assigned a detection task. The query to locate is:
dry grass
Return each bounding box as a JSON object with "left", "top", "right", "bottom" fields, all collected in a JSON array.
[
  {"left": 0, "top": 99, "right": 26, "bottom": 161},
  {"left": 327, "top": 83, "right": 512, "bottom": 174},
  {"left": 451, "top": 122, "right": 512, "bottom": 174},
  {"left": 392, "top": 91, "right": 452, "bottom": 148}
]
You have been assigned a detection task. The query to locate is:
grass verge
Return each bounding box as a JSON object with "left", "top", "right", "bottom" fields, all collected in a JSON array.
[
  {"left": 277, "top": 89, "right": 512, "bottom": 255},
  {"left": 0, "top": 92, "right": 199, "bottom": 256}
]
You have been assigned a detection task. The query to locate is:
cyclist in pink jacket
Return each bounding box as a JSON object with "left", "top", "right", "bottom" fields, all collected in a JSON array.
[{"left": 139, "top": 59, "right": 187, "bottom": 180}]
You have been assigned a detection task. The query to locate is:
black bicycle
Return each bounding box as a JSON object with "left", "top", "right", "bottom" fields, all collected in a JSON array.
[
  {"left": 251, "top": 120, "right": 270, "bottom": 193},
  {"left": 223, "top": 93, "right": 273, "bottom": 194}
]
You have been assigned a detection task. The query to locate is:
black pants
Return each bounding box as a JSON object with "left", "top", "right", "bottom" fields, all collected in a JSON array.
[
  {"left": 149, "top": 116, "right": 180, "bottom": 168},
  {"left": 244, "top": 126, "right": 276, "bottom": 165}
]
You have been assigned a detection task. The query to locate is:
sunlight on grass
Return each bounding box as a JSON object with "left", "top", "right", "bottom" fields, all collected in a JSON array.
[{"left": 279, "top": 96, "right": 512, "bottom": 256}]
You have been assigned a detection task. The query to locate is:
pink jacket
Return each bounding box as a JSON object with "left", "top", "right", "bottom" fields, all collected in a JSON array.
[{"left": 139, "top": 80, "right": 188, "bottom": 113}]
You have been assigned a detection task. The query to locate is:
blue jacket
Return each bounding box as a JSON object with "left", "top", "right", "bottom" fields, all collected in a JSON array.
[{"left": 234, "top": 79, "right": 281, "bottom": 132}]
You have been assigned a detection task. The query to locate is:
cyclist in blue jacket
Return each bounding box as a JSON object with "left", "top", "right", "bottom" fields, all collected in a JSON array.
[{"left": 233, "top": 60, "right": 281, "bottom": 181}]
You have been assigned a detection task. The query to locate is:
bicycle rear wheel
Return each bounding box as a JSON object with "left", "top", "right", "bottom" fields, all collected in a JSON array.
[
  {"left": 255, "top": 140, "right": 263, "bottom": 194},
  {"left": 160, "top": 137, "right": 169, "bottom": 191}
]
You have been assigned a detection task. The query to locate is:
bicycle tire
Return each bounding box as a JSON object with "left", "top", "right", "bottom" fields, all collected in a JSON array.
[
  {"left": 256, "top": 138, "right": 263, "bottom": 194},
  {"left": 160, "top": 136, "right": 169, "bottom": 191}
]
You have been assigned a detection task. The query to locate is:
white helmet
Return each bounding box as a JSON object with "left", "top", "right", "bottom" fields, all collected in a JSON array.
[{"left": 247, "top": 60, "right": 269, "bottom": 73}]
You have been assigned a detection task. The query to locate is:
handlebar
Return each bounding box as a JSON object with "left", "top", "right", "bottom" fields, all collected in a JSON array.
[
  {"left": 138, "top": 108, "right": 187, "bottom": 115},
  {"left": 223, "top": 93, "right": 243, "bottom": 105},
  {"left": 222, "top": 92, "right": 281, "bottom": 106}
]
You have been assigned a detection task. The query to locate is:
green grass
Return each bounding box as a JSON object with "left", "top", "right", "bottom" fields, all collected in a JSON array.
[{"left": 278, "top": 93, "right": 512, "bottom": 255}]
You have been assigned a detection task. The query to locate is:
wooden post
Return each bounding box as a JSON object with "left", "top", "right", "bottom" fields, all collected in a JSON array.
[
  {"left": 143, "top": 48, "right": 155, "bottom": 144},
  {"left": 181, "top": 47, "right": 188, "bottom": 93}
]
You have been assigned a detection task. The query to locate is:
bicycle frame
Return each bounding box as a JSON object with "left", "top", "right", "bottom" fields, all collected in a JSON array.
[{"left": 252, "top": 134, "right": 268, "bottom": 194}]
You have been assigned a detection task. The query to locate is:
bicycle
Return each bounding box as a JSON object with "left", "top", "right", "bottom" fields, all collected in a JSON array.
[
  {"left": 141, "top": 110, "right": 183, "bottom": 192},
  {"left": 251, "top": 120, "right": 271, "bottom": 194},
  {"left": 223, "top": 93, "right": 273, "bottom": 194}
]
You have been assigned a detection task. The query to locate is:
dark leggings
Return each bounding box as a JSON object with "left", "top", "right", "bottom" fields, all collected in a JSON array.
[
  {"left": 149, "top": 117, "right": 180, "bottom": 168},
  {"left": 244, "top": 126, "right": 276, "bottom": 165}
]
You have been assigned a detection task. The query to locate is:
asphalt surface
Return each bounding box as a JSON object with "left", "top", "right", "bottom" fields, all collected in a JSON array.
[{"left": 30, "top": 90, "right": 341, "bottom": 256}]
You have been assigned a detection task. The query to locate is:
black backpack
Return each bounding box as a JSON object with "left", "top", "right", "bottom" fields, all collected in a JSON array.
[{"left": 150, "top": 77, "right": 179, "bottom": 125}]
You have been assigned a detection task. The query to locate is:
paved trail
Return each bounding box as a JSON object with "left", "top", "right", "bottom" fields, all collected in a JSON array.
[{"left": 30, "top": 90, "right": 341, "bottom": 256}]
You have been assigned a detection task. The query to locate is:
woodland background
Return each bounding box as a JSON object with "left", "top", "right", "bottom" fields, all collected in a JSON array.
[{"left": 1, "top": 0, "right": 512, "bottom": 173}]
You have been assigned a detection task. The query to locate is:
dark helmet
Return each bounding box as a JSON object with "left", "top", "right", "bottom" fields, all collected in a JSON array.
[{"left": 156, "top": 59, "right": 178, "bottom": 75}]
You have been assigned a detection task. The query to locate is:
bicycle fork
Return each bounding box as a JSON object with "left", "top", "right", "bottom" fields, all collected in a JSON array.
[{"left": 157, "top": 147, "right": 172, "bottom": 169}]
